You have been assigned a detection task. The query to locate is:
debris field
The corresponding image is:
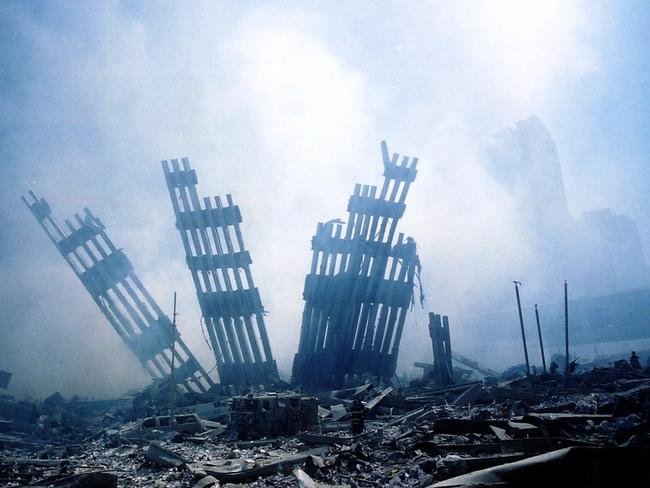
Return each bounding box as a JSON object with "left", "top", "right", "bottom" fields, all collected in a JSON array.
[{"left": 3, "top": 142, "right": 650, "bottom": 486}]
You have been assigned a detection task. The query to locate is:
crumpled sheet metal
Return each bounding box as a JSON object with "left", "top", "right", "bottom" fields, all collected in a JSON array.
[
  {"left": 430, "top": 447, "right": 650, "bottom": 488},
  {"left": 145, "top": 441, "right": 186, "bottom": 468},
  {"left": 188, "top": 446, "right": 329, "bottom": 483}
]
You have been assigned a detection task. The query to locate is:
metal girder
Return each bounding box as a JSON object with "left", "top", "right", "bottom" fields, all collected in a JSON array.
[
  {"left": 22, "top": 191, "right": 214, "bottom": 394},
  {"left": 162, "top": 158, "right": 278, "bottom": 386}
]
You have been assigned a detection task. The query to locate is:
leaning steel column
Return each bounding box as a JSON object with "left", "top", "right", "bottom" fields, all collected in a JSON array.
[
  {"left": 162, "top": 158, "right": 278, "bottom": 387},
  {"left": 22, "top": 191, "right": 214, "bottom": 393}
]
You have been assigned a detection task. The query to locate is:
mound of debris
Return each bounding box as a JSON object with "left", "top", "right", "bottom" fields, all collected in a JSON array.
[{"left": 2, "top": 356, "right": 650, "bottom": 487}]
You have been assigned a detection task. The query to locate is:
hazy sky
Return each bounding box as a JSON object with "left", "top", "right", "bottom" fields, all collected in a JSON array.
[{"left": 1, "top": 1, "right": 649, "bottom": 398}]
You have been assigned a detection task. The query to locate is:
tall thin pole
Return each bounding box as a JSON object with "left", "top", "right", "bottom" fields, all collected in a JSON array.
[
  {"left": 534, "top": 304, "right": 547, "bottom": 374},
  {"left": 513, "top": 281, "right": 530, "bottom": 376},
  {"left": 170, "top": 292, "right": 177, "bottom": 429},
  {"left": 564, "top": 280, "right": 569, "bottom": 376}
]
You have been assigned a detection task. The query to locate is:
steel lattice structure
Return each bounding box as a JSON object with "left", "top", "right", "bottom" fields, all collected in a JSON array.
[
  {"left": 292, "top": 141, "right": 420, "bottom": 388},
  {"left": 162, "top": 158, "right": 278, "bottom": 386},
  {"left": 23, "top": 191, "right": 213, "bottom": 393}
]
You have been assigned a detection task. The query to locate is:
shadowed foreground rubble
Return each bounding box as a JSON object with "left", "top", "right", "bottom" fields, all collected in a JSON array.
[{"left": 2, "top": 355, "right": 650, "bottom": 487}]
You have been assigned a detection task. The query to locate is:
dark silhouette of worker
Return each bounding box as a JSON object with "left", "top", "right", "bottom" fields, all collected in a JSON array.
[
  {"left": 350, "top": 398, "right": 366, "bottom": 436},
  {"left": 630, "top": 351, "right": 642, "bottom": 370},
  {"left": 549, "top": 361, "right": 559, "bottom": 376}
]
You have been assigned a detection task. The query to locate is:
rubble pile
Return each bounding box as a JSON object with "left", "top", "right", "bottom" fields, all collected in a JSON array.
[
  {"left": 2, "top": 357, "right": 650, "bottom": 487},
  {"left": 7, "top": 143, "right": 650, "bottom": 485}
]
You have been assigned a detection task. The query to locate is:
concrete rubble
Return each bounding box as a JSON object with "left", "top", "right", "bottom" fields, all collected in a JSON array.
[{"left": 2, "top": 353, "right": 650, "bottom": 487}]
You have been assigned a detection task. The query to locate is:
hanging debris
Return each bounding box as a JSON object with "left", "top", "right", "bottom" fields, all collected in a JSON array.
[
  {"left": 162, "top": 158, "right": 279, "bottom": 387},
  {"left": 292, "top": 141, "right": 420, "bottom": 388},
  {"left": 22, "top": 191, "right": 213, "bottom": 393}
]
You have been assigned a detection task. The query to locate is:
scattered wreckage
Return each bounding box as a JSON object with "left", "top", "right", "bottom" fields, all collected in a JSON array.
[
  {"left": 120, "top": 413, "right": 224, "bottom": 441},
  {"left": 230, "top": 393, "right": 319, "bottom": 439},
  {"left": 2, "top": 353, "right": 650, "bottom": 487},
  {"left": 6, "top": 142, "right": 650, "bottom": 486}
]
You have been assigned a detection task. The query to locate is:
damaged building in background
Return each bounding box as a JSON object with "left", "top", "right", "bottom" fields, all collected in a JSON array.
[
  {"left": 457, "top": 116, "right": 650, "bottom": 367},
  {"left": 292, "top": 141, "right": 421, "bottom": 388},
  {"left": 22, "top": 191, "right": 214, "bottom": 394},
  {"left": 163, "top": 158, "right": 278, "bottom": 387}
]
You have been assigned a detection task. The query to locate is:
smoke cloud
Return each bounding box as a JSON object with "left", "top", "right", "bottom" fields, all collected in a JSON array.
[{"left": 1, "top": 1, "right": 648, "bottom": 398}]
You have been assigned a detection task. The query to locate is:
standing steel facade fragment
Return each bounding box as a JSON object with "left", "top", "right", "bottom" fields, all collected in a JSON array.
[
  {"left": 292, "top": 141, "right": 420, "bottom": 388},
  {"left": 22, "top": 191, "right": 213, "bottom": 393},
  {"left": 428, "top": 313, "right": 453, "bottom": 387},
  {"left": 162, "top": 158, "right": 278, "bottom": 386}
]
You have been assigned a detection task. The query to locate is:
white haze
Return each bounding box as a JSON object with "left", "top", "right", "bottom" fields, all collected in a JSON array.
[{"left": 1, "top": 1, "right": 644, "bottom": 398}]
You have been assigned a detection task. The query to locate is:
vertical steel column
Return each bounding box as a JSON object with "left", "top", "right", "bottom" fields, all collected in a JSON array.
[
  {"left": 564, "top": 280, "right": 570, "bottom": 376},
  {"left": 513, "top": 281, "right": 531, "bottom": 376},
  {"left": 534, "top": 304, "right": 547, "bottom": 374}
]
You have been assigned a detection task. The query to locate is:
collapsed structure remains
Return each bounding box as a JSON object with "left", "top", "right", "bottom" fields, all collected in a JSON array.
[
  {"left": 428, "top": 312, "right": 453, "bottom": 387},
  {"left": 21, "top": 191, "right": 213, "bottom": 393},
  {"left": 162, "top": 158, "right": 278, "bottom": 387},
  {"left": 5, "top": 140, "right": 650, "bottom": 487},
  {"left": 292, "top": 141, "right": 420, "bottom": 388}
]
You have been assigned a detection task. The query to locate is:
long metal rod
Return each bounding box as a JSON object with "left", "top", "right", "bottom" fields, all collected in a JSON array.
[
  {"left": 514, "top": 281, "right": 530, "bottom": 376},
  {"left": 564, "top": 280, "right": 570, "bottom": 376},
  {"left": 534, "top": 304, "right": 547, "bottom": 374},
  {"left": 170, "top": 291, "right": 177, "bottom": 430}
]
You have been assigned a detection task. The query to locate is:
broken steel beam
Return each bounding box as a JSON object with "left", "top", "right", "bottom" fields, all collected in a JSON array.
[
  {"left": 22, "top": 191, "right": 213, "bottom": 393},
  {"left": 162, "top": 158, "right": 278, "bottom": 386},
  {"left": 292, "top": 141, "right": 420, "bottom": 388}
]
